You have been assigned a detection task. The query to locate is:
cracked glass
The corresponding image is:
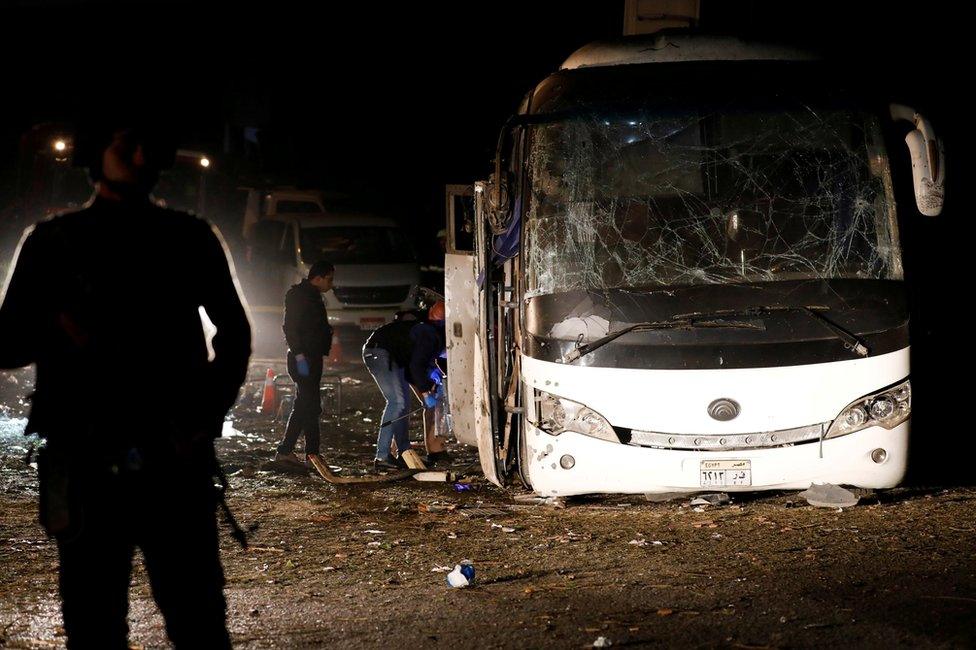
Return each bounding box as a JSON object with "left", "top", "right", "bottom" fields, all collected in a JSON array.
[{"left": 524, "top": 104, "right": 901, "bottom": 298}]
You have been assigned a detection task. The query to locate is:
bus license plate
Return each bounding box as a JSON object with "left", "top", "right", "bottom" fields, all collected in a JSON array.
[{"left": 700, "top": 460, "right": 752, "bottom": 487}]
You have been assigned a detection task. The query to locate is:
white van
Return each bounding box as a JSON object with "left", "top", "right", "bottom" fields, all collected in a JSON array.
[
  {"left": 242, "top": 189, "right": 419, "bottom": 358},
  {"left": 445, "top": 34, "right": 943, "bottom": 496}
]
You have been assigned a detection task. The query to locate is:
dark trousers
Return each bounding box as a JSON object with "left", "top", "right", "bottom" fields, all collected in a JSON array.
[
  {"left": 277, "top": 352, "right": 323, "bottom": 455},
  {"left": 55, "top": 469, "right": 230, "bottom": 649}
]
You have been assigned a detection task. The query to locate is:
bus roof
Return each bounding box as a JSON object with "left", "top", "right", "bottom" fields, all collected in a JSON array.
[{"left": 560, "top": 34, "right": 817, "bottom": 71}]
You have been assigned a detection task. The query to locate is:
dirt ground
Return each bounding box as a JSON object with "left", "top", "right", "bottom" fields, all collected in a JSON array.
[{"left": 1, "top": 363, "right": 975, "bottom": 649}]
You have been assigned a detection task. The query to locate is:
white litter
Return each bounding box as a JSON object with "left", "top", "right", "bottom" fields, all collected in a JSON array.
[{"left": 798, "top": 483, "right": 859, "bottom": 509}]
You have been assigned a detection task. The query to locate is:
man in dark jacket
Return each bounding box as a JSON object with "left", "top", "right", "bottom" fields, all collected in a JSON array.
[
  {"left": 363, "top": 301, "right": 446, "bottom": 470},
  {"left": 275, "top": 260, "right": 334, "bottom": 464},
  {"left": 0, "top": 122, "right": 251, "bottom": 648}
]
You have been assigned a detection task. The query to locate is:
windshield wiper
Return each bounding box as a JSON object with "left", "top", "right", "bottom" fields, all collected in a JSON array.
[
  {"left": 560, "top": 305, "right": 869, "bottom": 364},
  {"left": 560, "top": 316, "right": 764, "bottom": 364},
  {"left": 672, "top": 305, "right": 869, "bottom": 358}
]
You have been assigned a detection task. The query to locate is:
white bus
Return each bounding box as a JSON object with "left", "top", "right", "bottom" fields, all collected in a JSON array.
[{"left": 445, "top": 34, "right": 944, "bottom": 496}]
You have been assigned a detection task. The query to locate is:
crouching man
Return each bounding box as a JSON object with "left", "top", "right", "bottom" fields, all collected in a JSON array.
[{"left": 362, "top": 301, "right": 447, "bottom": 470}]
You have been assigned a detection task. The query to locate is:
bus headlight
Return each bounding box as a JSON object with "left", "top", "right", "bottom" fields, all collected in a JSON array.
[
  {"left": 825, "top": 379, "right": 911, "bottom": 439},
  {"left": 536, "top": 391, "right": 619, "bottom": 443}
]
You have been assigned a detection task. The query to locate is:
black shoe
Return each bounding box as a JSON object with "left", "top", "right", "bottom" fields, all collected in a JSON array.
[
  {"left": 425, "top": 451, "right": 452, "bottom": 466},
  {"left": 274, "top": 451, "right": 304, "bottom": 467},
  {"left": 373, "top": 458, "right": 400, "bottom": 472}
]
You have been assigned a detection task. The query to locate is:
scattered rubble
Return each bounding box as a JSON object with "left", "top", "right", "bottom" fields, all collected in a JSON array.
[
  {"left": 643, "top": 492, "right": 694, "bottom": 503},
  {"left": 513, "top": 493, "right": 566, "bottom": 508},
  {"left": 446, "top": 562, "right": 475, "bottom": 588},
  {"left": 690, "top": 493, "right": 730, "bottom": 507},
  {"left": 798, "top": 483, "right": 859, "bottom": 509},
  {"left": 2, "top": 365, "right": 975, "bottom": 647}
]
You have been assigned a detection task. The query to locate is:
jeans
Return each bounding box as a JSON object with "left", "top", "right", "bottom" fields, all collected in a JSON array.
[
  {"left": 277, "top": 351, "right": 323, "bottom": 456},
  {"left": 363, "top": 346, "right": 413, "bottom": 460}
]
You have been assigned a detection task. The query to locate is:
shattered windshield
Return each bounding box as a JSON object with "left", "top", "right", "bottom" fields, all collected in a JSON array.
[{"left": 524, "top": 103, "right": 902, "bottom": 297}]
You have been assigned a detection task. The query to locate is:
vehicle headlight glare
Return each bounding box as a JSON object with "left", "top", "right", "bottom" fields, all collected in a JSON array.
[
  {"left": 826, "top": 379, "right": 910, "bottom": 439},
  {"left": 536, "top": 390, "right": 618, "bottom": 443},
  {"left": 845, "top": 406, "right": 867, "bottom": 429},
  {"left": 870, "top": 396, "right": 895, "bottom": 420}
]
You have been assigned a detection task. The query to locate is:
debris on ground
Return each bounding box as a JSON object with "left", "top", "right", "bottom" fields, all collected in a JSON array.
[
  {"left": 592, "top": 635, "right": 613, "bottom": 647},
  {"left": 4, "top": 363, "right": 976, "bottom": 647},
  {"left": 644, "top": 492, "right": 694, "bottom": 502},
  {"left": 513, "top": 494, "right": 566, "bottom": 508},
  {"left": 261, "top": 458, "right": 308, "bottom": 474},
  {"left": 446, "top": 562, "right": 475, "bottom": 588},
  {"left": 308, "top": 453, "right": 416, "bottom": 484},
  {"left": 798, "top": 483, "right": 860, "bottom": 509},
  {"left": 418, "top": 502, "right": 456, "bottom": 514},
  {"left": 412, "top": 470, "right": 458, "bottom": 482},
  {"left": 459, "top": 506, "right": 509, "bottom": 518},
  {"left": 691, "top": 520, "right": 718, "bottom": 529},
  {"left": 690, "top": 492, "right": 731, "bottom": 507},
  {"left": 628, "top": 537, "right": 664, "bottom": 547}
]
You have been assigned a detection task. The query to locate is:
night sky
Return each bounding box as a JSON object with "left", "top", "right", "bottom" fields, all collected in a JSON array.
[{"left": 2, "top": 1, "right": 967, "bottom": 230}]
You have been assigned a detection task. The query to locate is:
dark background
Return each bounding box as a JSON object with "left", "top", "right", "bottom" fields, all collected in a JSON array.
[
  {"left": 1, "top": 2, "right": 967, "bottom": 238},
  {"left": 0, "top": 0, "right": 969, "bottom": 479}
]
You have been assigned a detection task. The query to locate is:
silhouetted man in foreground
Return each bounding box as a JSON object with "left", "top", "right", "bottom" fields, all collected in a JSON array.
[{"left": 0, "top": 120, "right": 251, "bottom": 648}]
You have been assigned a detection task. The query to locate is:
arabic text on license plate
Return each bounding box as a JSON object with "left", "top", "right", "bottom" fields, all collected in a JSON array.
[
  {"left": 359, "top": 317, "right": 386, "bottom": 331},
  {"left": 700, "top": 459, "right": 752, "bottom": 487}
]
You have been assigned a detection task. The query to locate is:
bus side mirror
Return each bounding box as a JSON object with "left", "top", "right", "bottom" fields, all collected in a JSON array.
[{"left": 890, "top": 104, "right": 945, "bottom": 217}]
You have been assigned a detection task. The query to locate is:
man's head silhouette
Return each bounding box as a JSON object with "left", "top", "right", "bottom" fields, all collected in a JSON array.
[{"left": 73, "top": 120, "right": 177, "bottom": 201}]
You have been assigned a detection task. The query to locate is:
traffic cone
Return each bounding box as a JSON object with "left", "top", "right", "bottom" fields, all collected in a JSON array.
[
  {"left": 259, "top": 368, "right": 277, "bottom": 414},
  {"left": 328, "top": 334, "right": 343, "bottom": 366}
]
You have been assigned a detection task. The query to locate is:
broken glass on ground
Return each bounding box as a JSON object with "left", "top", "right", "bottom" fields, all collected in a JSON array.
[
  {"left": 799, "top": 483, "right": 859, "bottom": 508},
  {"left": 513, "top": 493, "right": 567, "bottom": 508},
  {"left": 690, "top": 493, "right": 731, "bottom": 507}
]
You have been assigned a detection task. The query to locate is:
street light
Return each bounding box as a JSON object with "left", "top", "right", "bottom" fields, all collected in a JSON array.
[
  {"left": 53, "top": 139, "right": 67, "bottom": 152},
  {"left": 199, "top": 157, "right": 210, "bottom": 168}
]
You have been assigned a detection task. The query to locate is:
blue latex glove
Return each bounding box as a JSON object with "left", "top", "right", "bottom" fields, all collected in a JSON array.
[
  {"left": 295, "top": 354, "right": 310, "bottom": 377},
  {"left": 429, "top": 367, "right": 445, "bottom": 386},
  {"left": 423, "top": 392, "right": 439, "bottom": 409}
]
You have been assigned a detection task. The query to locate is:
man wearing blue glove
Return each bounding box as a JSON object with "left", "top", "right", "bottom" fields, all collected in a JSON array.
[
  {"left": 363, "top": 302, "right": 447, "bottom": 471},
  {"left": 275, "top": 260, "right": 334, "bottom": 466}
]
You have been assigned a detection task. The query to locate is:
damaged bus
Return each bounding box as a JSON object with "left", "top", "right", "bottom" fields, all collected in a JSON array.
[{"left": 445, "top": 34, "right": 944, "bottom": 496}]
